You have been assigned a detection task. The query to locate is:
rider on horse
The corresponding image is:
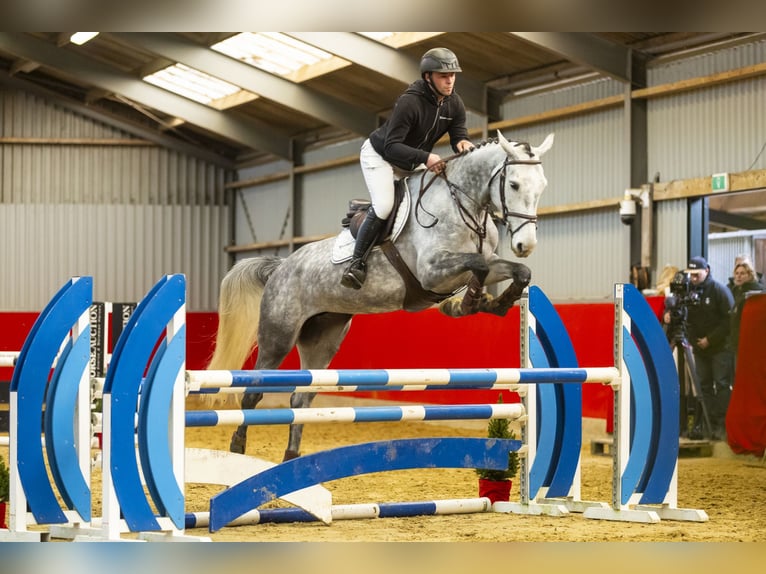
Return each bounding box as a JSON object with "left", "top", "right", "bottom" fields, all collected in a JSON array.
[{"left": 341, "top": 47, "right": 475, "bottom": 289}]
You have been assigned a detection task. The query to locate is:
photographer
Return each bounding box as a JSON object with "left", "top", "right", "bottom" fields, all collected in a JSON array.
[{"left": 684, "top": 256, "right": 734, "bottom": 440}]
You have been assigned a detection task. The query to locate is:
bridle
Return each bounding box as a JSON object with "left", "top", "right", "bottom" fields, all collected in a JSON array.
[
  {"left": 415, "top": 148, "right": 541, "bottom": 252},
  {"left": 487, "top": 156, "right": 541, "bottom": 238}
]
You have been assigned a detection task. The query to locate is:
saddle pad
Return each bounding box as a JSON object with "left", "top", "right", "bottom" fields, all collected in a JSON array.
[{"left": 331, "top": 185, "right": 411, "bottom": 264}]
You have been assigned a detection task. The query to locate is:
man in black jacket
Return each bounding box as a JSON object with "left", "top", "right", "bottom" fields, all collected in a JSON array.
[
  {"left": 685, "top": 256, "right": 735, "bottom": 440},
  {"left": 341, "top": 47, "right": 474, "bottom": 289}
]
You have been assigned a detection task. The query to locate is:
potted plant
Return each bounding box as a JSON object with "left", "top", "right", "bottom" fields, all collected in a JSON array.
[
  {"left": 476, "top": 396, "right": 520, "bottom": 503},
  {"left": 0, "top": 454, "right": 9, "bottom": 529}
]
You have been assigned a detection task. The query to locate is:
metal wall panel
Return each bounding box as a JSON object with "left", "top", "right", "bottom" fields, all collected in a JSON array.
[
  {"left": 647, "top": 40, "right": 766, "bottom": 180},
  {"left": 234, "top": 181, "right": 292, "bottom": 247},
  {"left": 299, "top": 165, "right": 366, "bottom": 237},
  {"left": 654, "top": 198, "right": 689, "bottom": 276},
  {"left": 0, "top": 88, "right": 233, "bottom": 311},
  {"left": 0, "top": 204, "right": 229, "bottom": 311},
  {"left": 1, "top": 89, "right": 230, "bottom": 206},
  {"left": 503, "top": 78, "right": 624, "bottom": 118},
  {"left": 501, "top": 88, "right": 627, "bottom": 208}
]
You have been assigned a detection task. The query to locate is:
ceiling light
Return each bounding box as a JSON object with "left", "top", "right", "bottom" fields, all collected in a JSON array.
[{"left": 70, "top": 32, "right": 99, "bottom": 45}]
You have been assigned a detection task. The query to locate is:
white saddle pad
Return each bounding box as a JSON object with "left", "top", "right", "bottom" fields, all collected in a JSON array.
[{"left": 331, "top": 185, "right": 411, "bottom": 264}]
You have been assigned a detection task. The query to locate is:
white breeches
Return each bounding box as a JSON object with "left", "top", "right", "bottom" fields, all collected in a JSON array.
[{"left": 359, "top": 138, "right": 397, "bottom": 219}]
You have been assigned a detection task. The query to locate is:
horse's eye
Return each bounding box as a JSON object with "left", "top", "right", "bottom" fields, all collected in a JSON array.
[{"left": 510, "top": 182, "right": 520, "bottom": 191}]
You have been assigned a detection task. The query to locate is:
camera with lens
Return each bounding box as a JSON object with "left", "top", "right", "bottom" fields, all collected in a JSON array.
[{"left": 664, "top": 271, "right": 701, "bottom": 343}]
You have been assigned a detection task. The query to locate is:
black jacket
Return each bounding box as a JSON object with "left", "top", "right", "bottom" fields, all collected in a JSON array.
[
  {"left": 368, "top": 79, "right": 469, "bottom": 171},
  {"left": 686, "top": 274, "right": 734, "bottom": 355}
]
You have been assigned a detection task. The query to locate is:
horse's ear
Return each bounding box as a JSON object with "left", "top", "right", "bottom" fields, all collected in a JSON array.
[
  {"left": 496, "top": 130, "right": 521, "bottom": 159},
  {"left": 533, "top": 133, "right": 555, "bottom": 158}
]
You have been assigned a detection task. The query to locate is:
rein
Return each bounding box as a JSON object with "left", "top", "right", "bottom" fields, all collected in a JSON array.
[{"left": 415, "top": 148, "right": 542, "bottom": 252}]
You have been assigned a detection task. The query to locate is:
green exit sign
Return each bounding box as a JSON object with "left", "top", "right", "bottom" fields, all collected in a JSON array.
[{"left": 712, "top": 173, "right": 729, "bottom": 192}]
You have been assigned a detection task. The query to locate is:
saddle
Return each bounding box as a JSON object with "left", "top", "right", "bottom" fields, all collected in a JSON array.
[
  {"left": 337, "top": 180, "right": 451, "bottom": 312},
  {"left": 341, "top": 180, "right": 405, "bottom": 241}
]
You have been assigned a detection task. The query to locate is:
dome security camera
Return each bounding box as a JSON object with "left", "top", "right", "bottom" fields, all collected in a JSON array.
[{"left": 619, "top": 199, "right": 636, "bottom": 225}]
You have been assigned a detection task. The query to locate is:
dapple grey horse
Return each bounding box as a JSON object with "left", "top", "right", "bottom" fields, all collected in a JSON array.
[{"left": 207, "top": 131, "right": 554, "bottom": 460}]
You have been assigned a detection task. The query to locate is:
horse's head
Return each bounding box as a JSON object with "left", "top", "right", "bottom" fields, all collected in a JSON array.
[{"left": 493, "top": 130, "right": 554, "bottom": 257}]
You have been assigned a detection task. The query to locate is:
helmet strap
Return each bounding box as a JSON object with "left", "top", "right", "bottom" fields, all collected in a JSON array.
[{"left": 424, "top": 73, "right": 447, "bottom": 100}]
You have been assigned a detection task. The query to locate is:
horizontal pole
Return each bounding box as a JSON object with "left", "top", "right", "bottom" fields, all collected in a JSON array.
[
  {"left": 189, "top": 383, "right": 525, "bottom": 394},
  {"left": 186, "top": 367, "right": 619, "bottom": 391},
  {"left": 186, "top": 497, "right": 492, "bottom": 528},
  {"left": 185, "top": 403, "right": 526, "bottom": 427}
]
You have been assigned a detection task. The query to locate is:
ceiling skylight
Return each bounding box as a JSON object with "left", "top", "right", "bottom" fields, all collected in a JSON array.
[
  {"left": 358, "top": 33, "right": 394, "bottom": 42},
  {"left": 211, "top": 32, "right": 334, "bottom": 76},
  {"left": 143, "top": 63, "right": 243, "bottom": 106}
]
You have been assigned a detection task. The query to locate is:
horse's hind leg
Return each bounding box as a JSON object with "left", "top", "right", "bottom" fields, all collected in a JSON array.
[
  {"left": 229, "top": 391, "right": 264, "bottom": 454},
  {"left": 283, "top": 312, "right": 353, "bottom": 461}
]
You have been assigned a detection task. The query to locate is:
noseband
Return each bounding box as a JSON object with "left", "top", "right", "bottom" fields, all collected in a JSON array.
[{"left": 488, "top": 157, "right": 542, "bottom": 238}]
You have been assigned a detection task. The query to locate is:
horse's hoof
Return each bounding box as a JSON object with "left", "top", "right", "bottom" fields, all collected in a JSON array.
[
  {"left": 438, "top": 297, "right": 462, "bottom": 317},
  {"left": 282, "top": 449, "right": 301, "bottom": 461},
  {"left": 229, "top": 433, "right": 246, "bottom": 454}
]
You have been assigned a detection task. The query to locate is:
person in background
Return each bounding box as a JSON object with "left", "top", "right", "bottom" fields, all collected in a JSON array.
[
  {"left": 684, "top": 256, "right": 734, "bottom": 441},
  {"left": 728, "top": 259, "right": 765, "bottom": 364},
  {"left": 340, "top": 47, "right": 474, "bottom": 289},
  {"left": 727, "top": 253, "right": 765, "bottom": 290}
]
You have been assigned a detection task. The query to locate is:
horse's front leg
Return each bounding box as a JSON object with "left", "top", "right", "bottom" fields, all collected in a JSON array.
[
  {"left": 479, "top": 261, "right": 531, "bottom": 316},
  {"left": 439, "top": 258, "right": 531, "bottom": 318},
  {"left": 420, "top": 252, "right": 489, "bottom": 317},
  {"left": 284, "top": 391, "right": 316, "bottom": 461}
]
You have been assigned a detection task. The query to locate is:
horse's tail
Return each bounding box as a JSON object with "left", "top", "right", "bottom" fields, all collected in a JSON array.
[{"left": 207, "top": 256, "right": 283, "bottom": 370}]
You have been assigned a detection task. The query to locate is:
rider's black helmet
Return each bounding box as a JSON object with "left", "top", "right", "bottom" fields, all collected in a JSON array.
[{"left": 420, "top": 48, "right": 462, "bottom": 76}]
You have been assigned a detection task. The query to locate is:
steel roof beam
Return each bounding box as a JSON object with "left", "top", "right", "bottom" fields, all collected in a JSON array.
[{"left": 509, "top": 32, "right": 647, "bottom": 88}]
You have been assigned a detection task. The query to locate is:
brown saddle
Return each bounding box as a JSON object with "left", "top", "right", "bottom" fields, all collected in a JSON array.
[
  {"left": 340, "top": 180, "right": 451, "bottom": 312},
  {"left": 341, "top": 180, "right": 406, "bottom": 241}
]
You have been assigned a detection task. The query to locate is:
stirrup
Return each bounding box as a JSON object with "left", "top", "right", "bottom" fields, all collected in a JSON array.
[{"left": 341, "top": 260, "right": 366, "bottom": 289}]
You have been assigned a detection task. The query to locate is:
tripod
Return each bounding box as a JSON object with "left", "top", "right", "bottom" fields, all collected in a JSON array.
[{"left": 672, "top": 334, "right": 713, "bottom": 440}]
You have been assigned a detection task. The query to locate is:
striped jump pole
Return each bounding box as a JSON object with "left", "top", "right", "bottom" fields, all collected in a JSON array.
[
  {"left": 186, "top": 366, "right": 619, "bottom": 393},
  {"left": 186, "top": 497, "right": 493, "bottom": 528},
  {"left": 0, "top": 351, "right": 18, "bottom": 368},
  {"left": 185, "top": 403, "right": 526, "bottom": 427}
]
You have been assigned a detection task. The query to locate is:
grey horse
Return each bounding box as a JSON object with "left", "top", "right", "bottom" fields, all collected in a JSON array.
[{"left": 207, "top": 130, "right": 554, "bottom": 460}]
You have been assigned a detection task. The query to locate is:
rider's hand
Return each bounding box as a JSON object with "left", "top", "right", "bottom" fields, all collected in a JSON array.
[
  {"left": 456, "top": 140, "right": 474, "bottom": 153},
  {"left": 426, "top": 153, "right": 445, "bottom": 174}
]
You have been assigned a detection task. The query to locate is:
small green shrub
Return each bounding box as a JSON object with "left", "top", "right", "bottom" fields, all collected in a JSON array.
[
  {"left": 476, "top": 396, "right": 520, "bottom": 481},
  {"left": 0, "top": 455, "right": 9, "bottom": 502}
]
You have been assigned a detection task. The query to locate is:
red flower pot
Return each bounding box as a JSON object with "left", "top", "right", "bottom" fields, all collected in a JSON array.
[
  {"left": 0, "top": 501, "right": 7, "bottom": 529},
  {"left": 478, "top": 478, "right": 512, "bottom": 503}
]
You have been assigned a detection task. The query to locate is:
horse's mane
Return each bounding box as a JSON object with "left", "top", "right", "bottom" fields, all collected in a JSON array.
[{"left": 444, "top": 137, "right": 535, "bottom": 174}]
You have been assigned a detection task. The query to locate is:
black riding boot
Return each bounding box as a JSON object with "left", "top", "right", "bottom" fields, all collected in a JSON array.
[{"left": 341, "top": 208, "right": 386, "bottom": 289}]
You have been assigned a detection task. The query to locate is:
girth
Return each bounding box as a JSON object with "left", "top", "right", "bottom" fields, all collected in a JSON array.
[{"left": 379, "top": 241, "right": 453, "bottom": 312}]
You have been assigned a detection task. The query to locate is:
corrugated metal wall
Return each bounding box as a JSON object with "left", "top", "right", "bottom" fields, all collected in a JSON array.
[
  {"left": 647, "top": 41, "right": 766, "bottom": 180},
  {"left": 0, "top": 89, "right": 232, "bottom": 311}
]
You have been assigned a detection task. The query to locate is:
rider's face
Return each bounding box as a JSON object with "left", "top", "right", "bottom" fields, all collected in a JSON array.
[{"left": 429, "top": 72, "right": 456, "bottom": 97}]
